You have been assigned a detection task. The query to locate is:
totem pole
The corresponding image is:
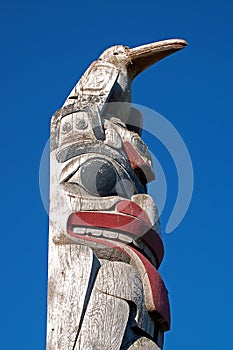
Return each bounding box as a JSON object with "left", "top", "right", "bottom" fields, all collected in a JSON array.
[{"left": 46, "top": 39, "right": 187, "bottom": 350}]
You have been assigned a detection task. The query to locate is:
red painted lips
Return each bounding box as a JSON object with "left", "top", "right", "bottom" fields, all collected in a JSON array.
[{"left": 67, "top": 199, "right": 164, "bottom": 267}]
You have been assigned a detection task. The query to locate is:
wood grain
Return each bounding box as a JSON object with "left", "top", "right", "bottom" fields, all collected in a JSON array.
[
  {"left": 128, "top": 337, "right": 161, "bottom": 350},
  {"left": 46, "top": 244, "right": 100, "bottom": 350},
  {"left": 75, "top": 291, "right": 129, "bottom": 349},
  {"left": 46, "top": 39, "right": 187, "bottom": 348}
]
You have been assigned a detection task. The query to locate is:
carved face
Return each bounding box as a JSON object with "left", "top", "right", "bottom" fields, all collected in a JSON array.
[
  {"left": 49, "top": 40, "right": 170, "bottom": 266},
  {"left": 47, "top": 40, "right": 187, "bottom": 342},
  {"left": 49, "top": 102, "right": 163, "bottom": 266}
]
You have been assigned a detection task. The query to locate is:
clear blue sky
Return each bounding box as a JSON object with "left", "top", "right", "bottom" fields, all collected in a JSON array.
[{"left": 1, "top": 1, "right": 232, "bottom": 349}]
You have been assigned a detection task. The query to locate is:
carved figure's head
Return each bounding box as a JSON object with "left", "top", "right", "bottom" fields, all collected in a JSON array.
[
  {"left": 98, "top": 39, "right": 187, "bottom": 79},
  {"left": 49, "top": 39, "right": 187, "bottom": 268},
  {"left": 48, "top": 39, "right": 187, "bottom": 337}
]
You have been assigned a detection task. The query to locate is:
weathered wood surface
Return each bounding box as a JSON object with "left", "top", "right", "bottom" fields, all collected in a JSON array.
[
  {"left": 75, "top": 290, "right": 129, "bottom": 349},
  {"left": 128, "top": 338, "right": 161, "bottom": 350},
  {"left": 75, "top": 260, "right": 160, "bottom": 349},
  {"left": 46, "top": 39, "right": 187, "bottom": 349},
  {"left": 46, "top": 244, "right": 100, "bottom": 350}
]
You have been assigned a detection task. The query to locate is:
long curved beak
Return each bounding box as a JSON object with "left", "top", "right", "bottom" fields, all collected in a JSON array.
[{"left": 128, "top": 39, "right": 187, "bottom": 79}]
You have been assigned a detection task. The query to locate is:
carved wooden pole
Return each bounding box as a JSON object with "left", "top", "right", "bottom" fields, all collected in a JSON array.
[{"left": 46, "top": 39, "right": 187, "bottom": 350}]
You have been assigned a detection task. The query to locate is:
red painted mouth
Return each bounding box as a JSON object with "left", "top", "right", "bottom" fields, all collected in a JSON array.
[
  {"left": 66, "top": 199, "right": 170, "bottom": 331},
  {"left": 67, "top": 200, "right": 164, "bottom": 267}
]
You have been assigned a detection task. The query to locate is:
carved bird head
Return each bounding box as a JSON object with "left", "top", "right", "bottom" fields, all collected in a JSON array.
[{"left": 98, "top": 39, "right": 187, "bottom": 80}]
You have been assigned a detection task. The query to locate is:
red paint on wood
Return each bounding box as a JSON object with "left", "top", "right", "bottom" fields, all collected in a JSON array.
[
  {"left": 66, "top": 223, "right": 169, "bottom": 329},
  {"left": 116, "top": 200, "right": 152, "bottom": 226},
  {"left": 67, "top": 211, "right": 164, "bottom": 265},
  {"left": 68, "top": 211, "right": 148, "bottom": 234},
  {"left": 122, "top": 246, "right": 170, "bottom": 330},
  {"left": 123, "top": 141, "right": 155, "bottom": 183}
]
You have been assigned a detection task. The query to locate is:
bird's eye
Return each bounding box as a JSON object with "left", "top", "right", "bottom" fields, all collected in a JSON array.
[{"left": 113, "top": 52, "right": 119, "bottom": 55}]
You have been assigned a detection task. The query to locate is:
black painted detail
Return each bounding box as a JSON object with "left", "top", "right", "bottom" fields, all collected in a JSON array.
[{"left": 80, "top": 159, "right": 117, "bottom": 196}]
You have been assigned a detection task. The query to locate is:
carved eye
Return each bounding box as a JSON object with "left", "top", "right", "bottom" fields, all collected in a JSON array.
[
  {"left": 66, "top": 158, "right": 135, "bottom": 198},
  {"left": 74, "top": 112, "right": 89, "bottom": 130},
  {"left": 75, "top": 118, "right": 88, "bottom": 129},
  {"left": 60, "top": 114, "right": 73, "bottom": 136},
  {"left": 62, "top": 122, "right": 72, "bottom": 133},
  {"left": 80, "top": 159, "right": 117, "bottom": 196}
]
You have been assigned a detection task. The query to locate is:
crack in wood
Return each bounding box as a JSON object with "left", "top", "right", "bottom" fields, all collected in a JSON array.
[{"left": 72, "top": 254, "right": 101, "bottom": 350}]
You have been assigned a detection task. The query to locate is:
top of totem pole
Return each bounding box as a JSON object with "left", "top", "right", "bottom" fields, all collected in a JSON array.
[
  {"left": 47, "top": 39, "right": 188, "bottom": 348},
  {"left": 64, "top": 38, "right": 187, "bottom": 103},
  {"left": 56, "top": 38, "right": 187, "bottom": 131},
  {"left": 97, "top": 39, "right": 187, "bottom": 79},
  {"left": 49, "top": 38, "right": 187, "bottom": 263}
]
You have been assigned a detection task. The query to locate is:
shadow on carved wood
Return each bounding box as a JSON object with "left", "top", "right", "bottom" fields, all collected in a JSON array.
[{"left": 47, "top": 39, "right": 187, "bottom": 350}]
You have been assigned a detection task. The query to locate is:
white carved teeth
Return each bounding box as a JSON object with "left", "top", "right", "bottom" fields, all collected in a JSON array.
[
  {"left": 90, "top": 229, "right": 103, "bottom": 237},
  {"left": 118, "top": 233, "right": 133, "bottom": 243},
  {"left": 72, "top": 227, "right": 136, "bottom": 245},
  {"left": 72, "top": 227, "right": 86, "bottom": 234},
  {"left": 103, "top": 231, "right": 118, "bottom": 239},
  {"left": 72, "top": 226, "right": 157, "bottom": 266},
  {"left": 72, "top": 227, "right": 103, "bottom": 236}
]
